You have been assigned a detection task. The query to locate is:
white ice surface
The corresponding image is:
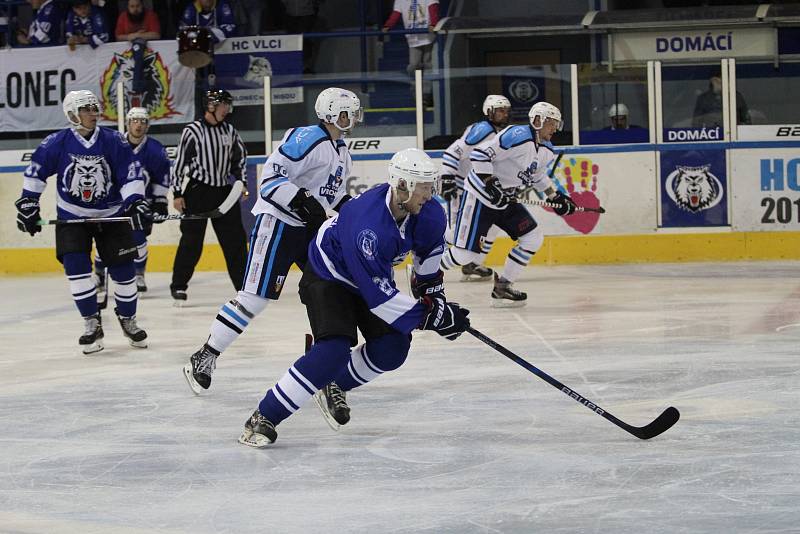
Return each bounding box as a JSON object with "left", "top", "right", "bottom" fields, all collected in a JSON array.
[{"left": 1, "top": 262, "right": 798, "bottom": 533}]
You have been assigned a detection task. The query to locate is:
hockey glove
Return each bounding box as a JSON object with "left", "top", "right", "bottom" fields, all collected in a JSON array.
[
  {"left": 15, "top": 197, "right": 42, "bottom": 236},
  {"left": 440, "top": 175, "right": 457, "bottom": 202},
  {"left": 152, "top": 197, "right": 169, "bottom": 223},
  {"left": 419, "top": 295, "right": 470, "bottom": 341},
  {"left": 289, "top": 188, "right": 328, "bottom": 231},
  {"left": 333, "top": 194, "right": 352, "bottom": 213},
  {"left": 484, "top": 177, "right": 514, "bottom": 209},
  {"left": 127, "top": 198, "right": 153, "bottom": 233},
  {"left": 410, "top": 269, "right": 445, "bottom": 300},
  {"left": 551, "top": 191, "right": 577, "bottom": 217}
]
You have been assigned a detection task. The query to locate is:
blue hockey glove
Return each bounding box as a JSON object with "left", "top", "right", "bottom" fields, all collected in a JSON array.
[{"left": 15, "top": 197, "right": 42, "bottom": 236}]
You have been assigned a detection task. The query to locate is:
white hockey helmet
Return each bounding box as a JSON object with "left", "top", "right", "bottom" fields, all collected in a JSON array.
[
  {"left": 608, "top": 103, "right": 629, "bottom": 118},
  {"left": 63, "top": 90, "right": 101, "bottom": 128},
  {"left": 388, "top": 148, "right": 439, "bottom": 197},
  {"left": 482, "top": 94, "right": 511, "bottom": 115},
  {"left": 126, "top": 106, "right": 149, "bottom": 123},
  {"left": 315, "top": 87, "right": 363, "bottom": 131},
  {"left": 528, "top": 101, "right": 563, "bottom": 131}
]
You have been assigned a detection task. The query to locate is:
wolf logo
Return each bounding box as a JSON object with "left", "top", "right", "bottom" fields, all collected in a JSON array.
[
  {"left": 101, "top": 47, "right": 178, "bottom": 121},
  {"left": 65, "top": 155, "right": 112, "bottom": 204},
  {"left": 665, "top": 164, "right": 723, "bottom": 213},
  {"left": 244, "top": 55, "right": 273, "bottom": 83}
]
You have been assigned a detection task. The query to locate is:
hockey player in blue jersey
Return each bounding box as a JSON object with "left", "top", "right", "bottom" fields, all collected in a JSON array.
[
  {"left": 441, "top": 101, "right": 577, "bottom": 308},
  {"left": 182, "top": 87, "right": 362, "bottom": 395},
  {"left": 95, "top": 107, "right": 171, "bottom": 296},
  {"left": 237, "top": 148, "right": 471, "bottom": 447},
  {"left": 441, "top": 94, "right": 511, "bottom": 281},
  {"left": 15, "top": 90, "right": 151, "bottom": 354}
]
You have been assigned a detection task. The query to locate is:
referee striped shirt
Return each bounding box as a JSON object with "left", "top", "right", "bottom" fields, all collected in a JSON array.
[{"left": 172, "top": 118, "right": 247, "bottom": 196}]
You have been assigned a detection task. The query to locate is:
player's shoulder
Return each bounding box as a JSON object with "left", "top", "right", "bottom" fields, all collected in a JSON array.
[
  {"left": 278, "top": 125, "right": 331, "bottom": 162},
  {"left": 145, "top": 136, "right": 167, "bottom": 152},
  {"left": 42, "top": 129, "right": 70, "bottom": 148},
  {"left": 537, "top": 140, "right": 556, "bottom": 156},
  {"left": 464, "top": 120, "right": 494, "bottom": 146},
  {"left": 416, "top": 198, "right": 447, "bottom": 232},
  {"left": 499, "top": 125, "right": 534, "bottom": 150},
  {"left": 100, "top": 126, "right": 128, "bottom": 146}
]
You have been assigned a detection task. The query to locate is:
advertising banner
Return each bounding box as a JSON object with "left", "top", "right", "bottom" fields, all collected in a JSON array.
[
  {"left": 613, "top": 28, "right": 774, "bottom": 62},
  {"left": 730, "top": 148, "right": 800, "bottom": 231},
  {"left": 0, "top": 40, "right": 194, "bottom": 131},
  {"left": 214, "top": 35, "right": 303, "bottom": 106},
  {"left": 660, "top": 149, "right": 728, "bottom": 227},
  {"left": 737, "top": 125, "right": 800, "bottom": 141}
]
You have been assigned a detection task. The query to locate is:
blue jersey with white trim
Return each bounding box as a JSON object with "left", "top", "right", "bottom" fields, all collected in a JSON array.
[
  {"left": 253, "top": 124, "right": 352, "bottom": 227},
  {"left": 21, "top": 127, "right": 145, "bottom": 220},
  {"left": 441, "top": 120, "right": 497, "bottom": 183},
  {"left": 65, "top": 6, "right": 109, "bottom": 48},
  {"left": 129, "top": 135, "right": 171, "bottom": 202},
  {"left": 27, "top": 0, "right": 64, "bottom": 45},
  {"left": 308, "top": 183, "right": 447, "bottom": 335},
  {"left": 467, "top": 124, "right": 556, "bottom": 208}
]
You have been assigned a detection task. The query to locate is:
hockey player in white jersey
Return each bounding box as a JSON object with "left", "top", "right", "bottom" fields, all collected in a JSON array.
[
  {"left": 441, "top": 94, "right": 510, "bottom": 281},
  {"left": 182, "top": 87, "right": 362, "bottom": 394},
  {"left": 238, "top": 148, "right": 471, "bottom": 447},
  {"left": 440, "top": 101, "right": 577, "bottom": 307},
  {"left": 14, "top": 90, "right": 151, "bottom": 354}
]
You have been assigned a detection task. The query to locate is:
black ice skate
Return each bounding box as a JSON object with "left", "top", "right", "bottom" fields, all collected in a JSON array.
[
  {"left": 238, "top": 409, "right": 277, "bottom": 448},
  {"left": 491, "top": 273, "right": 527, "bottom": 308},
  {"left": 114, "top": 308, "right": 148, "bottom": 348},
  {"left": 461, "top": 262, "right": 494, "bottom": 282},
  {"left": 79, "top": 313, "right": 104, "bottom": 355},
  {"left": 136, "top": 273, "right": 147, "bottom": 293},
  {"left": 171, "top": 288, "right": 187, "bottom": 308},
  {"left": 182, "top": 344, "right": 219, "bottom": 395},
  {"left": 314, "top": 381, "right": 350, "bottom": 431}
]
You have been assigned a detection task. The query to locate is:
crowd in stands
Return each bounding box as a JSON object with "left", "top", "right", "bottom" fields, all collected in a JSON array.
[{"left": 6, "top": 0, "right": 326, "bottom": 48}]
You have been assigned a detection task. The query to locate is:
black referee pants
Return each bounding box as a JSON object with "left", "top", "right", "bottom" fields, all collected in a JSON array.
[{"left": 171, "top": 181, "right": 247, "bottom": 293}]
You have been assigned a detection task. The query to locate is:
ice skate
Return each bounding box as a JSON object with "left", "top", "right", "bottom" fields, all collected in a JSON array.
[
  {"left": 491, "top": 273, "right": 527, "bottom": 308},
  {"left": 182, "top": 345, "right": 219, "bottom": 395},
  {"left": 314, "top": 381, "right": 350, "bottom": 431},
  {"left": 114, "top": 308, "right": 148, "bottom": 348},
  {"left": 461, "top": 262, "right": 494, "bottom": 282},
  {"left": 79, "top": 313, "right": 104, "bottom": 355},
  {"left": 171, "top": 289, "right": 187, "bottom": 307},
  {"left": 238, "top": 409, "right": 277, "bottom": 448},
  {"left": 136, "top": 273, "right": 147, "bottom": 293},
  {"left": 94, "top": 271, "right": 108, "bottom": 310}
]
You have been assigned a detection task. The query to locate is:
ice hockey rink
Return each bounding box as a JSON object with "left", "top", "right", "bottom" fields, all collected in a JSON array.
[{"left": 1, "top": 261, "right": 798, "bottom": 534}]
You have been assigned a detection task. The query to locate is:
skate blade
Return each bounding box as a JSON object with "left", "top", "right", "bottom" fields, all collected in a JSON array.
[
  {"left": 81, "top": 341, "right": 105, "bottom": 355},
  {"left": 313, "top": 391, "right": 341, "bottom": 432},
  {"left": 128, "top": 338, "right": 148, "bottom": 349},
  {"left": 460, "top": 274, "right": 493, "bottom": 282},
  {"left": 182, "top": 364, "right": 205, "bottom": 395},
  {"left": 237, "top": 431, "right": 272, "bottom": 448},
  {"left": 490, "top": 298, "right": 527, "bottom": 309}
]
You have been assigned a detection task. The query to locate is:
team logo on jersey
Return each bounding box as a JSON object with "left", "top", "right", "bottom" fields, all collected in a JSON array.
[
  {"left": 64, "top": 154, "right": 112, "bottom": 204},
  {"left": 100, "top": 46, "right": 179, "bottom": 121},
  {"left": 357, "top": 229, "right": 378, "bottom": 260},
  {"left": 517, "top": 161, "right": 539, "bottom": 186},
  {"left": 319, "top": 165, "right": 344, "bottom": 203},
  {"left": 243, "top": 55, "right": 273, "bottom": 83},
  {"left": 666, "top": 165, "right": 723, "bottom": 213},
  {"left": 372, "top": 276, "right": 395, "bottom": 297},
  {"left": 274, "top": 275, "right": 286, "bottom": 294}
]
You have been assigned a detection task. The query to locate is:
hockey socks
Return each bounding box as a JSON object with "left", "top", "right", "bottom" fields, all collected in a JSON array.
[
  {"left": 332, "top": 332, "right": 410, "bottom": 391},
  {"left": 207, "top": 291, "right": 268, "bottom": 353},
  {"left": 108, "top": 263, "right": 138, "bottom": 318},
  {"left": 64, "top": 253, "right": 98, "bottom": 318}
]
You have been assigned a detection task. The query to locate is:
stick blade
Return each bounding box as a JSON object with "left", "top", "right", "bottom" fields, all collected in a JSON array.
[
  {"left": 215, "top": 180, "right": 244, "bottom": 216},
  {"left": 630, "top": 406, "right": 680, "bottom": 440}
]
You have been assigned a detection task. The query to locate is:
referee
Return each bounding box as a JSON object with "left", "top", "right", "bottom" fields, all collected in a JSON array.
[{"left": 170, "top": 89, "right": 248, "bottom": 305}]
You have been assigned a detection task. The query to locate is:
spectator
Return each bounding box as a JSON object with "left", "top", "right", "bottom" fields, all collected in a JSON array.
[
  {"left": 693, "top": 70, "right": 751, "bottom": 128},
  {"left": 179, "top": 0, "right": 236, "bottom": 44},
  {"left": 115, "top": 0, "right": 160, "bottom": 41},
  {"left": 382, "top": 0, "right": 439, "bottom": 106},
  {"left": 66, "top": 0, "right": 110, "bottom": 49},
  {"left": 16, "top": 0, "right": 65, "bottom": 46},
  {"left": 282, "top": 0, "right": 320, "bottom": 73}
]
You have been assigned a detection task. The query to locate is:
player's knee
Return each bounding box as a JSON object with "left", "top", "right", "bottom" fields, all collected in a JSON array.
[
  {"left": 235, "top": 290, "right": 268, "bottom": 317},
  {"left": 518, "top": 225, "right": 544, "bottom": 252},
  {"left": 450, "top": 246, "right": 481, "bottom": 267},
  {"left": 364, "top": 332, "right": 411, "bottom": 372},
  {"left": 108, "top": 262, "right": 136, "bottom": 282}
]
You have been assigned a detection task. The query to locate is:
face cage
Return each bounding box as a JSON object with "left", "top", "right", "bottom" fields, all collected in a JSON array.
[
  {"left": 402, "top": 175, "right": 440, "bottom": 198},
  {"left": 332, "top": 108, "right": 363, "bottom": 131},
  {"left": 531, "top": 113, "right": 564, "bottom": 132}
]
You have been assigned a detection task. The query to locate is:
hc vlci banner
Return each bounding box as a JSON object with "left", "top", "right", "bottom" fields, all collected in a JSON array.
[
  {"left": 0, "top": 40, "right": 194, "bottom": 131},
  {"left": 660, "top": 149, "right": 728, "bottom": 227},
  {"left": 214, "top": 35, "right": 304, "bottom": 106}
]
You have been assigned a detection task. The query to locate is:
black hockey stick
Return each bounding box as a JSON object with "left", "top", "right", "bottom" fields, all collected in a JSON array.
[
  {"left": 467, "top": 327, "right": 679, "bottom": 440},
  {"left": 154, "top": 181, "right": 244, "bottom": 222},
  {"left": 518, "top": 198, "right": 606, "bottom": 214},
  {"left": 38, "top": 216, "right": 133, "bottom": 225}
]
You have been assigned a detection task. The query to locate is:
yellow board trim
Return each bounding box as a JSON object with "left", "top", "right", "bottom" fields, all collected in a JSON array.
[{"left": 2, "top": 232, "right": 799, "bottom": 274}]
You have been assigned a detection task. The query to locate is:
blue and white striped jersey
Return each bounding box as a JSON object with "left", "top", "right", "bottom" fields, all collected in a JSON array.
[
  {"left": 21, "top": 126, "right": 144, "bottom": 220},
  {"left": 441, "top": 120, "right": 497, "bottom": 186},
  {"left": 308, "top": 183, "right": 447, "bottom": 335},
  {"left": 253, "top": 124, "right": 352, "bottom": 227}
]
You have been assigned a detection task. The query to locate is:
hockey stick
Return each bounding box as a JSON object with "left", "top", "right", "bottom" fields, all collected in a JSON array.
[
  {"left": 518, "top": 198, "right": 606, "bottom": 214},
  {"left": 467, "top": 326, "right": 680, "bottom": 440},
  {"left": 154, "top": 181, "right": 243, "bottom": 222},
  {"left": 38, "top": 216, "right": 133, "bottom": 225}
]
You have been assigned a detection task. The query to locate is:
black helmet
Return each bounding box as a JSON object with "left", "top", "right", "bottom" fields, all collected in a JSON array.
[{"left": 205, "top": 89, "right": 233, "bottom": 111}]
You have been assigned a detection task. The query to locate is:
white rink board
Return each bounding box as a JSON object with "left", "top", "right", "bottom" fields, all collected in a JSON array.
[{"left": 730, "top": 148, "right": 800, "bottom": 231}]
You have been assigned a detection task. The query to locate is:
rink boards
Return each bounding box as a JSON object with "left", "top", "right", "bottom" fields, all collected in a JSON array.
[{"left": 1, "top": 139, "right": 799, "bottom": 273}]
